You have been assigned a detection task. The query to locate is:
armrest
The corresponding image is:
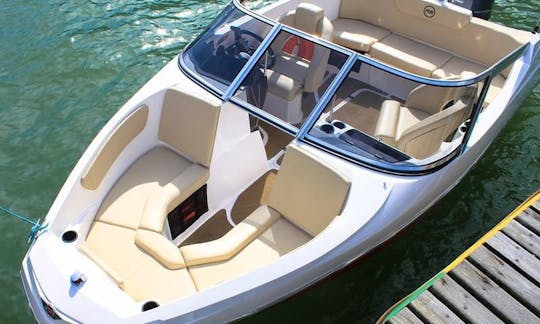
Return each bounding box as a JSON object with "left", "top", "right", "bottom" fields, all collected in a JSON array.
[
  {"left": 374, "top": 100, "right": 400, "bottom": 143},
  {"left": 135, "top": 230, "right": 185, "bottom": 270},
  {"left": 138, "top": 164, "right": 209, "bottom": 233},
  {"left": 180, "top": 205, "right": 280, "bottom": 266}
]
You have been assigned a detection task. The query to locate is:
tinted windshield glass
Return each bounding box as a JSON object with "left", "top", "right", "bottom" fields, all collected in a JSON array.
[
  {"left": 307, "top": 58, "right": 485, "bottom": 165},
  {"left": 182, "top": 5, "right": 272, "bottom": 92},
  {"left": 232, "top": 29, "right": 349, "bottom": 128}
]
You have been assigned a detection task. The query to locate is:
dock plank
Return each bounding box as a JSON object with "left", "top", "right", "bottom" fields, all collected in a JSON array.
[
  {"left": 531, "top": 200, "right": 540, "bottom": 213},
  {"left": 486, "top": 232, "right": 540, "bottom": 286},
  {"left": 451, "top": 260, "right": 539, "bottom": 324},
  {"left": 469, "top": 245, "right": 540, "bottom": 315},
  {"left": 430, "top": 274, "right": 503, "bottom": 324},
  {"left": 387, "top": 307, "right": 424, "bottom": 324},
  {"left": 409, "top": 290, "right": 464, "bottom": 324},
  {"left": 502, "top": 220, "right": 540, "bottom": 257},
  {"left": 517, "top": 208, "right": 540, "bottom": 236}
]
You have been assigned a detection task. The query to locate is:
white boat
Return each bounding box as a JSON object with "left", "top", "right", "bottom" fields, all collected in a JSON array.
[{"left": 21, "top": 0, "right": 540, "bottom": 322}]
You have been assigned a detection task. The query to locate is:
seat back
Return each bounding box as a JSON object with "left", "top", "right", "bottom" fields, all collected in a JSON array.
[
  {"left": 396, "top": 96, "right": 474, "bottom": 158},
  {"left": 405, "top": 85, "right": 455, "bottom": 115},
  {"left": 159, "top": 88, "right": 220, "bottom": 167},
  {"left": 277, "top": 3, "right": 334, "bottom": 93},
  {"left": 267, "top": 145, "right": 350, "bottom": 236}
]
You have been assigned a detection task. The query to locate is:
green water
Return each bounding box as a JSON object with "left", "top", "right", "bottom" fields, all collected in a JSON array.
[{"left": 0, "top": 1, "right": 538, "bottom": 322}]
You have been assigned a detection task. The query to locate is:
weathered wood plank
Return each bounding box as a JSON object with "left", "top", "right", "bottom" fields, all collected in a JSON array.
[
  {"left": 502, "top": 220, "right": 540, "bottom": 257},
  {"left": 486, "top": 232, "right": 540, "bottom": 286},
  {"left": 469, "top": 245, "right": 540, "bottom": 315},
  {"left": 531, "top": 199, "right": 540, "bottom": 213},
  {"left": 517, "top": 208, "right": 540, "bottom": 236},
  {"left": 430, "top": 274, "right": 503, "bottom": 324},
  {"left": 408, "top": 290, "right": 464, "bottom": 324},
  {"left": 451, "top": 260, "right": 539, "bottom": 324},
  {"left": 388, "top": 307, "right": 424, "bottom": 324}
]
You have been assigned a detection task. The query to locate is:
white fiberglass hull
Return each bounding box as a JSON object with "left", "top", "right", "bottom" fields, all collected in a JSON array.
[{"left": 20, "top": 0, "right": 540, "bottom": 322}]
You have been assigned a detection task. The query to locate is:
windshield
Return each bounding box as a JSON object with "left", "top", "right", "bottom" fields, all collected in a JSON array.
[
  {"left": 180, "top": 1, "right": 508, "bottom": 174},
  {"left": 182, "top": 5, "right": 272, "bottom": 92}
]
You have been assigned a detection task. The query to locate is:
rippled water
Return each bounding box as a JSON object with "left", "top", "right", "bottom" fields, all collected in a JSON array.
[{"left": 0, "top": 0, "right": 538, "bottom": 322}]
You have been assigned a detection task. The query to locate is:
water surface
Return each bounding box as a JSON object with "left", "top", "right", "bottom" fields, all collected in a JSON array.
[{"left": 0, "top": 0, "right": 538, "bottom": 322}]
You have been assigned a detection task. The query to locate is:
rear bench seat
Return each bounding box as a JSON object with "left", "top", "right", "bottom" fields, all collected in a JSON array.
[
  {"left": 330, "top": 0, "right": 528, "bottom": 104},
  {"left": 80, "top": 87, "right": 221, "bottom": 304}
]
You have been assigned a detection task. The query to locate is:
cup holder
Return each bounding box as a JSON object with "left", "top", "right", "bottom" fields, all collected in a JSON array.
[
  {"left": 333, "top": 121, "right": 345, "bottom": 129},
  {"left": 62, "top": 230, "right": 78, "bottom": 243},
  {"left": 142, "top": 301, "right": 159, "bottom": 312},
  {"left": 320, "top": 124, "right": 334, "bottom": 134}
]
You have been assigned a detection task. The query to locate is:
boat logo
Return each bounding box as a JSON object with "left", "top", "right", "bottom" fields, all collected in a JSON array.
[{"left": 423, "top": 6, "right": 436, "bottom": 18}]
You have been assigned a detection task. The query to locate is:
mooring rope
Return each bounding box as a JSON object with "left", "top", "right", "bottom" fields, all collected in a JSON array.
[{"left": 0, "top": 205, "right": 47, "bottom": 243}]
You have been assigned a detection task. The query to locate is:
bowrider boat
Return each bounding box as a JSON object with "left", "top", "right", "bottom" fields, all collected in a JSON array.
[{"left": 21, "top": 0, "right": 540, "bottom": 322}]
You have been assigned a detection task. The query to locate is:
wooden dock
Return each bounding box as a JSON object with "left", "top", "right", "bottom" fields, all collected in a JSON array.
[{"left": 378, "top": 190, "right": 540, "bottom": 324}]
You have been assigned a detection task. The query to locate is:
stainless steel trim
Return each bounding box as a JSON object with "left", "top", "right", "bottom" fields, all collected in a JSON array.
[
  {"left": 222, "top": 23, "right": 282, "bottom": 101},
  {"left": 178, "top": 1, "right": 531, "bottom": 174},
  {"left": 460, "top": 43, "right": 529, "bottom": 154}
]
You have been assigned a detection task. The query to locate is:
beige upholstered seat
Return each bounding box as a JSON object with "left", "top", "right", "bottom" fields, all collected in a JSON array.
[
  {"left": 332, "top": 18, "right": 390, "bottom": 53},
  {"left": 432, "top": 56, "right": 506, "bottom": 105},
  {"left": 370, "top": 33, "right": 452, "bottom": 77},
  {"left": 95, "top": 147, "right": 194, "bottom": 230},
  {"left": 82, "top": 221, "right": 197, "bottom": 303},
  {"left": 82, "top": 87, "right": 221, "bottom": 303},
  {"left": 266, "top": 3, "right": 334, "bottom": 102},
  {"left": 375, "top": 85, "right": 476, "bottom": 159},
  {"left": 181, "top": 145, "right": 351, "bottom": 290}
]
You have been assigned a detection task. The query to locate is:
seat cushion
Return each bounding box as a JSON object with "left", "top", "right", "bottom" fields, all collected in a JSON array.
[
  {"left": 187, "top": 217, "right": 311, "bottom": 291},
  {"left": 332, "top": 18, "right": 390, "bottom": 52},
  {"left": 159, "top": 88, "right": 220, "bottom": 168},
  {"left": 266, "top": 70, "right": 303, "bottom": 101},
  {"left": 95, "top": 147, "right": 192, "bottom": 230},
  {"left": 294, "top": 3, "right": 324, "bottom": 35},
  {"left": 374, "top": 100, "right": 401, "bottom": 145},
  {"left": 370, "top": 33, "right": 452, "bottom": 77},
  {"left": 85, "top": 221, "right": 197, "bottom": 303},
  {"left": 180, "top": 205, "right": 280, "bottom": 266},
  {"left": 431, "top": 56, "right": 487, "bottom": 79},
  {"left": 432, "top": 56, "right": 505, "bottom": 105}
]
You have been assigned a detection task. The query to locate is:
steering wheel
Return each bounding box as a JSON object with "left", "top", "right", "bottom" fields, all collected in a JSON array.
[{"left": 228, "top": 26, "right": 276, "bottom": 69}]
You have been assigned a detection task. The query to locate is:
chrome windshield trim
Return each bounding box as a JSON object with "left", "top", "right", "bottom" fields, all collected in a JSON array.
[
  {"left": 460, "top": 43, "right": 529, "bottom": 153},
  {"left": 178, "top": 59, "right": 223, "bottom": 97},
  {"left": 222, "top": 23, "right": 283, "bottom": 101},
  {"left": 178, "top": 1, "right": 530, "bottom": 175},
  {"left": 297, "top": 54, "right": 356, "bottom": 138}
]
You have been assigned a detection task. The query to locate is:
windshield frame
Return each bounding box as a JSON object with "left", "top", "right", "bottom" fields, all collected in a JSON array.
[{"left": 178, "top": 0, "right": 529, "bottom": 175}]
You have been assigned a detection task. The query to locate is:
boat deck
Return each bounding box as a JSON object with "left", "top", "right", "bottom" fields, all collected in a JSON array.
[{"left": 378, "top": 190, "right": 540, "bottom": 323}]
